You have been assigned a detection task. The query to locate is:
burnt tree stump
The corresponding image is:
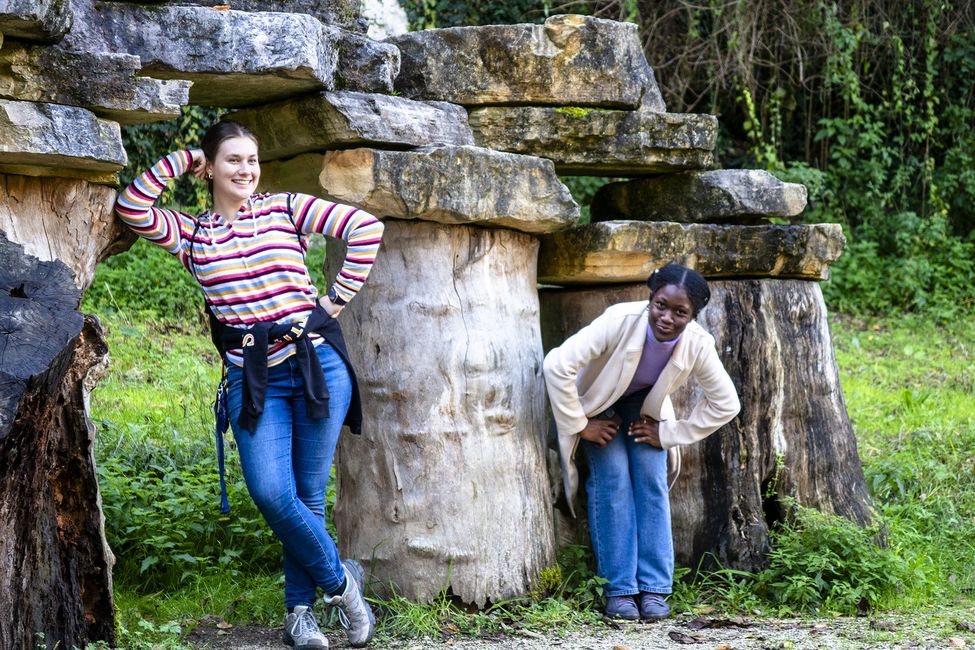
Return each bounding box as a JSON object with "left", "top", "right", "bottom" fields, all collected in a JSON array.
[
  {"left": 0, "top": 233, "right": 115, "bottom": 649},
  {"left": 540, "top": 279, "right": 873, "bottom": 572}
]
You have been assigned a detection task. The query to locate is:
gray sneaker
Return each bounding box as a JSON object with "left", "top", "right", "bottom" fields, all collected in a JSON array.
[
  {"left": 283, "top": 605, "right": 328, "bottom": 650},
  {"left": 324, "top": 559, "right": 375, "bottom": 647}
]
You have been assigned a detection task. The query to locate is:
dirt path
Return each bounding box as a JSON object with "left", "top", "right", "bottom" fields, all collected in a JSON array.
[{"left": 186, "top": 609, "right": 975, "bottom": 649}]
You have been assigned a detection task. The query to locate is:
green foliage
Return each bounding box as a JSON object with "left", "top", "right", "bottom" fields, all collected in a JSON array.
[
  {"left": 560, "top": 175, "right": 613, "bottom": 224},
  {"left": 752, "top": 503, "right": 913, "bottom": 614},
  {"left": 84, "top": 239, "right": 204, "bottom": 322},
  {"left": 91, "top": 314, "right": 280, "bottom": 591},
  {"left": 642, "top": 0, "right": 975, "bottom": 318}
]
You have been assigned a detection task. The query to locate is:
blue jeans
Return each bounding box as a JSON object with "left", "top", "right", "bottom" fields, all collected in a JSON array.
[
  {"left": 226, "top": 341, "right": 352, "bottom": 609},
  {"left": 582, "top": 389, "right": 673, "bottom": 596}
]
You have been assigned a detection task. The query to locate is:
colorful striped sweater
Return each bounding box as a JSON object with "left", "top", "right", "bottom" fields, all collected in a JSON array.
[{"left": 115, "top": 150, "right": 384, "bottom": 367}]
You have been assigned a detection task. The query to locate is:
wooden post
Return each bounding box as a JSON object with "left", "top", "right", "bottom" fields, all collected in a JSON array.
[{"left": 332, "top": 219, "right": 556, "bottom": 606}]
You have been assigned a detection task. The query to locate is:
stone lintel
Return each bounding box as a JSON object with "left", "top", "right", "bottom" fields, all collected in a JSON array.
[
  {"left": 537, "top": 220, "right": 845, "bottom": 284},
  {"left": 260, "top": 146, "right": 580, "bottom": 234},
  {"left": 0, "top": 100, "right": 126, "bottom": 180},
  {"left": 591, "top": 170, "right": 808, "bottom": 223},
  {"left": 469, "top": 106, "right": 716, "bottom": 176},
  {"left": 229, "top": 91, "right": 473, "bottom": 161},
  {"left": 388, "top": 14, "right": 665, "bottom": 110}
]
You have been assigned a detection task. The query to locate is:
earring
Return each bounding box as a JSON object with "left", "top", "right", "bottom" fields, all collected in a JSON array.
[{"left": 207, "top": 172, "right": 213, "bottom": 179}]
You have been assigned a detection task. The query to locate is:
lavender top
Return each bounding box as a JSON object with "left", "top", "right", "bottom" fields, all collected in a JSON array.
[{"left": 623, "top": 326, "right": 681, "bottom": 396}]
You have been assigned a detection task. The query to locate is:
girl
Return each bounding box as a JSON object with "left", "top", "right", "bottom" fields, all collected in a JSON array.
[
  {"left": 115, "top": 120, "right": 383, "bottom": 649},
  {"left": 543, "top": 264, "right": 740, "bottom": 620}
]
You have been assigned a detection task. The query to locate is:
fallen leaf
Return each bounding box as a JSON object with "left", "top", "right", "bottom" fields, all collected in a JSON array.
[
  {"left": 668, "top": 630, "right": 701, "bottom": 644},
  {"left": 442, "top": 623, "right": 459, "bottom": 634},
  {"left": 870, "top": 620, "right": 897, "bottom": 631},
  {"left": 716, "top": 644, "right": 733, "bottom": 650},
  {"left": 215, "top": 621, "right": 232, "bottom": 630},
  {"left": 211, "top": 4, "right": 231, "bottom": 9},
  {"left": 216, "top": 629, "right": 230, "bottom": 636},
  {"left": 811, "top": 622, "right": 828, "bottom": 631},
  {"left": 612, "top": 645, "right": 632, "bottom": 650},
  {"left": 949, "top": 637, "right": 966, "bottom": 648}
]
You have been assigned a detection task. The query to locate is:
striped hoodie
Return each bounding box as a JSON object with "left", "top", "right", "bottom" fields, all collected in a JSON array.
[{"left": 115, "top": 150, "right": 384, "bottom": 367}]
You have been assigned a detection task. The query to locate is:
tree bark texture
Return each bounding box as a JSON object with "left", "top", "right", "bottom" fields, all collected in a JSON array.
[
  {"left": 540, "top": 279, "right": 873, "bottom": 572},
  {"left": 331, "top": 219, "right": 556, "bottom": 606},
  {"left": 0, "top": 231, "right": 115, "bottom": 649}
]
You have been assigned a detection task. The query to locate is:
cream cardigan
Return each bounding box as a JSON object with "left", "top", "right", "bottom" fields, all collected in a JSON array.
[{"left": 543, "top": 300, "right": 741, "bottom": 513}]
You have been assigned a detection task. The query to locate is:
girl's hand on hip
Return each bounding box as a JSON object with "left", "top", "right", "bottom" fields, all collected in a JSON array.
[
  {"left": 629, "top": 416, "right": 662, "bottom": 448},
  {"left": 580, "top": 418, "right": 619, "bottom": 447},
  {"left": 319, "top": 295, "right": 344, "bottom": 318}
]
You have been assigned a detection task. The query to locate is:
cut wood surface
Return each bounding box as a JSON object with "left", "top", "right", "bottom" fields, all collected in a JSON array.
[{"left": 332, "top": 219, "right": 556, "bottom": 606}]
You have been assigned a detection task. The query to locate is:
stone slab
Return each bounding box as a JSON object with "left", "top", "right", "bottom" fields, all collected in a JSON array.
[
  {"left": 330, "top": 26, "right": 400, "bottom": 93},
  {"left": 67, "top": 4, "right": 338, "bottom": 106},
  {"left": 0, "top": 100, "right": 126, "bottom": 181},
  {"left": 591, "top": 170, "right": 808, "bottom": 223},
  {"left": 537, "top": 220, "right": 845, "bottom": 284},
  {"left": 229, "top": 91, "right": 473, "bottom": 161},
  {"left": 0, "top": 0, "right": 71, "bottom": 43},
  {"left": 260, "top": 146, "right": 580, "bottom": 234},
  {"left": 113, "top": 0, "right": 365, "bottom": 31},
  {"left": 387, "top": 14, "right": 665, "bottom": 109},
  {"left": 0, "top": 44, "right": 188, "bottom": 124},
  {"left": 469, "top": 107, "right": 715, "bottom": 176}
]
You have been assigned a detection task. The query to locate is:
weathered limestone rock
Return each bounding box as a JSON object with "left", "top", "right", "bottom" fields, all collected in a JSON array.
[
  {"left": 333, "top": 219, "right": 555, "bottom": 606},
  {"left": 124, "top": 0, "right": 365, "bottom": 30},
  {"left": 0, "top": 44, "right": 188, "bottom": 124},
  {"left": 331, "top": 27, "right": 400, "bottom": 93},
  {"left": 68, "top": 5, "right": 342, "bottom": 106},
  {"left": 388, "top": 14, "right": 666, "bottom": 109},
  {"left": 537, "top": 221, "right": 845, "bottom": 284},
  {"left": 0, "top": 0, "right": 71, "bottom": 43},
  {"left": 469, "top": 107, "right": 715, "bottom": 175},
  {"left": 0, "top": 175, "right": 130, "bottom": 289},
  {"left": 230, "top": 91, "right": 473, "bottom": 161},
  {"left": 0, "top": 100, "right": 126, "bottom": 181},
  {"left": 260, "top": 146, "right": 580, "bottom": 234},
  {"left": 592, "top": 170, "right": 808, "bottom": 223},
  {"left": 540, "top": 280, "right": 872, "bottom": 573}
]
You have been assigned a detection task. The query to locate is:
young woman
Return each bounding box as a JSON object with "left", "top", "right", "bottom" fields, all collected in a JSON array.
[
  {"left": 543, "top": 264, "right": 740, "bottom": 621},
  {"left": 115, "top": 120, "right": 384, "bottom": 649}
]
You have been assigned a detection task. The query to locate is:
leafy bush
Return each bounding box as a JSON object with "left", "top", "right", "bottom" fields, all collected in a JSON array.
[
  {"left": 84, "top": 239, "right": 203, "bottom": 322},
  {"left": 97, "top": 430, "right": 279, "bottom": 590},
  {"left": 753, "top": 503, "right": 918, "bottom": 614}
]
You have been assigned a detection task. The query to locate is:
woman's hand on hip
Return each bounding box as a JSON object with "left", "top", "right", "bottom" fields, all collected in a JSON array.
[
  {"left": 580, "top": 418, "right": 619, "bottom": 447},
  {"left": 319, "top": 295, "right": 344, "bottom": 318},
  {"left": 629, "top": 416, "right": 662, "bottom": 448}
]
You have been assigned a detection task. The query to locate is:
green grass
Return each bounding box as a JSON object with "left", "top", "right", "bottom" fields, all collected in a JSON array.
[{"left": 87, "top": 308, "right": 975, "bottom": 645}]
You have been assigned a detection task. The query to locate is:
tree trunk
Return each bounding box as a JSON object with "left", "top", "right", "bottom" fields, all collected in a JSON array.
[
  {"left": 332, "top": 219, "right": 556, "bottom": 606},
  {"left": 540, "top": 279, "right": 873, "bottom": 572},
  {"left": 0, "top": 174, "right": 125, "bottom": 649},
  {"left": 0, "top": 234, "right": 115, "bottom": 649}
]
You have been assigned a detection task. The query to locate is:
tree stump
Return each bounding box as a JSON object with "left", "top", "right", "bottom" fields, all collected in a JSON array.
[
  {"left": 540, "top": 279, "right": 872, "bottom": 572},
  {"left": 332, "top": 219, "right": 556, "bottom": 606},
  {"left": 0, "top": 232, "right": 115, "bottom": 649}
]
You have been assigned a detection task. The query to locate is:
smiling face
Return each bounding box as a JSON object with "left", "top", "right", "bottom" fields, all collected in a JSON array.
[
  {"left": 206, "top": 135, "right": 260, "bottom": 209},
  {"left": 648, "top": 284, "right": 694, "bottom": 342}
]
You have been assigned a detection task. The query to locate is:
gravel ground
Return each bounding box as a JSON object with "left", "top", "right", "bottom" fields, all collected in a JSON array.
[{"left": 186, "top": 608, "right": 975, "bottom": 649}]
